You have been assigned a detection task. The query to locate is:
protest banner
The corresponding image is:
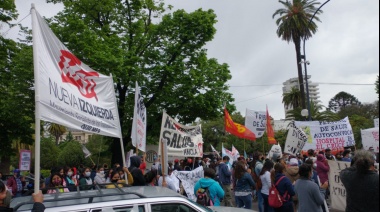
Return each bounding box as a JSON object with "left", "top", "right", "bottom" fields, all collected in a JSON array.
[
  {"left": 361, "top": 128, "right": 379, "bottom": 153},
  {"left": 284, "top": 122, "right": 307, "bottom": 156},
  {"left": 295, "top": 117, "right": 355, "bottom": 153},
  {"left": 159, "top": 112, "right": 203, "bottom": 157},
  {"left": 125, "top": 149, "right": 134, "bottom": 168},
  {"left": 267, "top": 144, "right": 282, "bottom": 160},
  {"left": 173, "top": 166, "right": 204, "bottom": 201},
  {"left": 19, "top": 150, "right": 32, "bottom": 171},
  {"left": 131, "top": 82, "right": 147, "bottom": 152},
  {"left": 328, "top": 160, "right": 350, "bottom": 211},
  {"left": 375, "top": 118, "right": 379, "bottom": 128},
  {"left": 245, "top": 109, "right": 266, "bottom": 138}
]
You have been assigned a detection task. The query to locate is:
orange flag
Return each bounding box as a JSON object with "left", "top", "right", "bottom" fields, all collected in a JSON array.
[
  {"left": 224, "top": 107, "right": 256, "bottom": 141},
  {"left": 266, "top": 106, "right": 277, "bottom": 144}
]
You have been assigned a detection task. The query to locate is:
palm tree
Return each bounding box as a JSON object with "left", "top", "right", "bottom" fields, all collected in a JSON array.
[
  {"left": 273, "top": 0, "right": 323, "bottom": 109},
  {"left": 46, "top": 123, "right": 67, "bottom": 145},
  {"left": 286, "top": 101, "right": 339, "bottom": 121},
  {"left": 282, "top": 87, "right": 302, "bottom": 110}
]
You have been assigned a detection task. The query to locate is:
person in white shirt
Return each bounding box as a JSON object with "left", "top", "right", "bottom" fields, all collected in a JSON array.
[
  {"left": 259, "top": 159, "right": 274, "bottom": 212},
  {"left": 158, "top": 168, "right": 179, "bottom": 192}
]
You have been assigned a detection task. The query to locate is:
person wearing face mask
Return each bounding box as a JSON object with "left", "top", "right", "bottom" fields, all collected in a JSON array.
[
  {"left": 294, "top": 164, "right": 328, "bottom": 212},
  {"left": 106, "top": 171, "right": 127, "bottom": 189},
  {"left": 6, "top": 169, "right": 26, "bottom": 198},
  {"left": 47, "top": 173, "right": 69, "bottom": 194},
  {"left": 342, "top": 150, "right": 352, "bottom": 162},
  {"left": 79, "top": 168, "right": 93, "bottom": 190},
  {"left": 63, "top": 167, "right": 77, "bottom": 192},
  {"left": 94, "top": 167, "right": 107, "bottom": 187}
]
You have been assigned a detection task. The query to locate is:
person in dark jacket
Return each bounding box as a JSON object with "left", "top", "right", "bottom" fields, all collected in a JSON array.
[
  {"left": 0, "top": 181, "right": 45, "bottom": 212},
  {"left": 6, "top": 169, "right": 26, "bottom": 197},
  {"left": 218, "top": 156, "right": 233, "bottom": 206},
  {"left": 272, "top": 163, "right": 296, "bottom": 212},
  {"left": 234, "top": 161, "right": 255, "bottom": 209},
  {"left": 340, "top": 150, "right": 379, "bottom": 212},
  {"left": 128, "top": 156, "right": 146, "bottom": 186}
]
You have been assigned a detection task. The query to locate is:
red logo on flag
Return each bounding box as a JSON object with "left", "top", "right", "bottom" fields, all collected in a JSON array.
[{"left": 58, "top": 50, "right": 99, "bottom": 101}]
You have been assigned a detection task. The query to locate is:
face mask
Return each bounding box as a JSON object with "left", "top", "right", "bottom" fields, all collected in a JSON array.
[
  {"left": 85, "top": 172, "right": 91, "bottom": 177},
  {"left": 100, "top": 171, "right": 105, "bottom": 175},
  {"left": 206, "top": 162, "right": 210, "bottom": 166},
  {"left": 313, "top": 164, "right": 317, "bottom": 169},
  {"left": 112, "top": 179, "right": 119, "bottom": 183},
  {"left": 53, "top": 180, "right": 61, "bottom": 186},
  {"left": 67, "top": 172, "right": 73, "bottom": 177},
  {"left": 198, "top": 160, "right": 202, "bottom": 164}
]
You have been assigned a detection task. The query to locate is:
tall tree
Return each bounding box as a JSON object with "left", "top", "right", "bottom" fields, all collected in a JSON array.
[
  {"left": 282, "top": 86, "right": 302, "bottom": 110},
  {"left": 0, "top": 0, "right": 18, "bottom": 25},
  {"left": 286, "top": 101, "right": 338, "bottom": 121},
  {"left": 46, "top": 123, "right": 67, "bottom": 145},
  {"left": 273, "top": 0, "right": 322, "bottom": 109},
  {"left": 46, "top": 0, "right": 234, "bottom": 164},
  {"left": 328, "top": 91, "right": 361, "bottom": 112}
]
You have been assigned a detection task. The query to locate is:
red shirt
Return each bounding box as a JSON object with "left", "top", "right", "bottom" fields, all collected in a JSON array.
[{"left": 140, "top": 162, "right": 146, "bottom": 175}]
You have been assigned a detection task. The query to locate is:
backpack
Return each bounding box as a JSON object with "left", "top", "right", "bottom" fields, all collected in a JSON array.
[
  {"left": 268, "top": 176, "right": 289, "bottom": 208},
  {"left": 251, "top": 171, "right": 262, "bottom": 190},
  {"left": 196, "top": 187, "right": 214, "bottom": 206}
]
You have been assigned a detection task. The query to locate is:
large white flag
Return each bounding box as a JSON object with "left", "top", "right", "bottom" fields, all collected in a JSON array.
[
  {"left": 33, "top": 10, "right": 121, "bottom": 138},
  {"left": 159, "top": 112, "right": 203, "bottom": 157},
  {"left": 131, "top": 82, "right": 147, "bottom": 152},
  {"left": 232, "top": 145, "right": 240, "bottom": 161},
  {"left": 245, "top": 109, "right": 266, "bottom": 138},
  {"left": 81, "top": 145, "right": 92, "bottom": 158}
]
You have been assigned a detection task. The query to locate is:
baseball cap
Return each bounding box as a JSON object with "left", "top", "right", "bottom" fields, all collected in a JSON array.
[
  {"left": 13, "top": 169, "right": 20, "bottom": 173},
  {"left": 289, "top": 158, "right": 299, "bottom": 166},
  {"left": 174, "top": 159, "right": 179, "bottom": 163}
]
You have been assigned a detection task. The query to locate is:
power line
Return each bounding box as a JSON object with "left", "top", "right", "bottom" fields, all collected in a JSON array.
[
  {"left": 1, "top": 13, "right": 31, "bottom": 37},
  {"left": 230, "top": 82, "right": 373, "bottom": 88}
]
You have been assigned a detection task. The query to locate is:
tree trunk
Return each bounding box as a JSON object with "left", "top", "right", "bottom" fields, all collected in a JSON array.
[
  {"left": 294, "top": 37, "right": 306, "bottom": 109},
  {"left": 0, "top": 155, "right": 11, "bottom": 175}
]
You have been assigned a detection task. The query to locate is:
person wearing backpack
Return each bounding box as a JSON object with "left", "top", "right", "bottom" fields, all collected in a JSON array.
[
  {"left": 271, "top": 163, "right": 295, "bottom": 212},
  {"left": 194, "top": 168, "right": 225, "bottom": 206},
  {"left": 234, "top": 161, "right": 256, "bottom": 209}
]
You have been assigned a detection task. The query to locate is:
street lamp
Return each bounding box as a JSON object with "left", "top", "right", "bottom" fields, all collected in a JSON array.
[{"left": 302, "top": 0, "right": 331, "bottom": 121}]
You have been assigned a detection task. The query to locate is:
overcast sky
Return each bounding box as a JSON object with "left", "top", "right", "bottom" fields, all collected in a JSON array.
[{"left": 5, "top": 0, "right": 379, "bottom": 120}]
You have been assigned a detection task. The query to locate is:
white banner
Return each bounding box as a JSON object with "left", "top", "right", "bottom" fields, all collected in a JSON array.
[
  {"left": 361, "top": 128, "right": 379, "bottom": 153},
  {"left": 284, "top": 122, "right": 307, "bottom": 156},
  {"left": 33, "top": 11, "right": 121, "bottom": 138},
  {"left": 295, "top": 117, "right": 355, "bottom": 152},
  {"left": 159, "top": 112, "right": 203, "bottom": 157},
  {"left": 19, "top": 150, "right": 32, "bottom": 171},
  {"left": 374, "top": 118, "right": 379, "bottom": 128},
  {"left": 245, "top": 109, "right": 266, "bottom": 138},
  {"left": 173, "top": 166, "right": 204, "bottom": 201},
  {"left": 131, "top": 82, "right": 147, "bottom": 152},
  {"left": 328, "top": 161, "right": 350, "bottom": 211}
]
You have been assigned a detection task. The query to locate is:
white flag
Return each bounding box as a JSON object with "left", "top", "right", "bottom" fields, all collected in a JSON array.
[
  {"left": 245, "top": 109, "right": 266, "bottom": 138},
  {"left": 131, "top": 82, "right": 147, "bottom": 152},
  {"left": 33, "top": 10, "right": 121, "bottom": 138},
  {"left": 232, "top": 145, "right": 240, "bottom": 161},
  {"left": 81, "top": 145, "right": 91, "bottom": 158},
  {"left": 210, "top": 144, "right": 220, "bottom": 157}
]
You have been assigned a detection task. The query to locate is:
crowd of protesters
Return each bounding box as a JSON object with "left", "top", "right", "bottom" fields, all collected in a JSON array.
[{"left": 0, "top": 148, "right": 378, "bottom": 212}]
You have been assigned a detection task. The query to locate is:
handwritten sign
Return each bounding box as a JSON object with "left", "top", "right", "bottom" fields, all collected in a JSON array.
[
  {"left": 361, "top": 128, "right": 379, "bottom": 153},
  {"left": 19, "top": 150, "right": 32, "bottom": 171},
  {"left": 328, "top": 160, "right": 350, "bottom": 211},
  {"left": 173, "top": 166, "right": 204, "bottom": 201},
  {"left": 284, "top": 122, "right": 307, "bottom": 156},
  {"left": 245, "top": 110, "right": 266, "bottom": 138}
]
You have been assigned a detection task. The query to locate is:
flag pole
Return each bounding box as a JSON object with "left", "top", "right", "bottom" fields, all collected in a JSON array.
[
  {"left": 160, "top": 139, "right": 166, "bottom": 184},
  {"left": 31, "top": 3, "right": 41, "bottom": 194}
]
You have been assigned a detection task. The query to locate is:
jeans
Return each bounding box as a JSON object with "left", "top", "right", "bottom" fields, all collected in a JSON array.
[
  {"left": 257, "top": 189, "right": 264, "bottom": 212},
  {"left": 262, "top": 193, "right": 274, "bottom": 212},
  {"left": 235, "top": 194, "right": 253, "bottom": 209}
]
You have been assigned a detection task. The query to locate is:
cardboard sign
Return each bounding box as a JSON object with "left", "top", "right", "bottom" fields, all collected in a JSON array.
[{"left": 19, "top": 150, "right": 32, "bottom": 171}]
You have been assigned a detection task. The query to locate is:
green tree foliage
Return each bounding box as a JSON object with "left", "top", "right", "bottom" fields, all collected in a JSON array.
[
  {"left": 0, "top": 0, "right": 18, "bottom": 25},
  {"left": 273, "top": 0, "right": 322, "bottom": 109},
  {"left": 46, "top": 123, "right": 67, "bottom": 145},
  {"left": 0, "top": 38, "right": 34, "bottom": 173},
  {"left": 45, "top": 0, "right": 233, "bottom": 164},
  {"left": 57, "top": 141, "right": 85, "bottom": 167},
  {"left": 84, "top": 135, "right": 112, "bottom": 167},
  {"left": 282, "top": 87, "right": 302, "bottom": 110},
  {"left": 328, "top": 91, "right": 361, "bottom": 112},
  {"left": 286, "top": 101, "right": 339, "bottom": 121},
  {"left": 348, "top": 115, "right": 373, "bottom": 149},
  {"left": 40, "top": 137, "right": 61, "bottom": 169}
]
